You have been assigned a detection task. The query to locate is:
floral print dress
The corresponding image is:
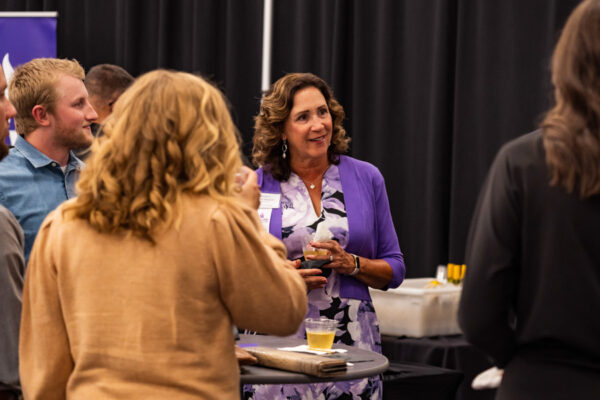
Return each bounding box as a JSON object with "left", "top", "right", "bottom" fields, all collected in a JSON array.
[{"left": 243, "top": 164, "right": 382, "bottom": 400}]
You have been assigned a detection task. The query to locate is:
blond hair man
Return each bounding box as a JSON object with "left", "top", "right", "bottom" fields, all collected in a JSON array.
[{"left": 0, "top": 58, "right": 97, "bottom": 263}]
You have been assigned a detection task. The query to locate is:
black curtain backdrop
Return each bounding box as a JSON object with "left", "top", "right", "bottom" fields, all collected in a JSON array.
[
  {"left": 2, "top": 0, "right": 264, "bottom": 148},
  {"left": 0, "top": 0, "right": 582, "bottom": 277}
]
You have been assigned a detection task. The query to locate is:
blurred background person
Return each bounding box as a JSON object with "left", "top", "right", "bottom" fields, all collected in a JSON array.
[
  {"left": 244, "top": 72, "right": 405, "bottom": 399},
  {"left": 459, "top": 0, "right": 600, "bottom": 398},
  {"left": 0, "top": 64, "right": 23, "bottom": 400},
  {"left": 0, "top": 58, "right": 97, "bottom": 264},
  {"left": 76, "top": 63, "right": 134, "bottom": 160},
  {"left": 19, "top": 70, "right": 307, "bottom": 400}
]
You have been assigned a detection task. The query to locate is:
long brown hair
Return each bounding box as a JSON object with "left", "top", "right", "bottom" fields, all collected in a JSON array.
[
  {"left": 252, "top": 73, "right": 350, "bottom": 181},
  {"left": 541, "top": 0, "right": 600, "bottom": 198},
  {"left": 63, "top": 70, "right": 242, "bottom": 242}
]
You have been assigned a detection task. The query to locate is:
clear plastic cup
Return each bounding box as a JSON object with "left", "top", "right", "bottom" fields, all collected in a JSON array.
[
  {"left": 305, "top": 317, "right": 337, "bottom": 350},
  {"left": 301, "top": 235, "right": 328, "bottom": 259},
  {"left": 234, "top": 167, "right": 249, "bottom": 191}
]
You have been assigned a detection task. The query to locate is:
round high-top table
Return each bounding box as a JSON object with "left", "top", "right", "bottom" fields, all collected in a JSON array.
[{"left": 238, "top": 334, "right": 389, "bottom": 384}]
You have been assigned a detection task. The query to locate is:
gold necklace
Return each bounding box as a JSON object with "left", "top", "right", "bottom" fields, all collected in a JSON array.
[
  {"left": 299, "top": 166, "right": 328, "bottom": 190},
  {"left": 301, "top": 176, "right": 320, "bottom": 190}
]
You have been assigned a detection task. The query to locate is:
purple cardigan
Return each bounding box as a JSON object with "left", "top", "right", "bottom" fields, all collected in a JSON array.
[{"left": 257, "top": 155, "right": 405, "bottom": 301}]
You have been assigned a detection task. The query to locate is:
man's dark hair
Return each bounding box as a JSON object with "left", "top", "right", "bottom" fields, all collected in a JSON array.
[{"left": 85, "top": 64, "right": 134, "bottom": 100}]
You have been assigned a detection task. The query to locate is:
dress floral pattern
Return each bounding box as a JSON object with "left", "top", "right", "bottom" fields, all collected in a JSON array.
[{"left": 243, "top": 164, "right": 382, "bottom": 400}]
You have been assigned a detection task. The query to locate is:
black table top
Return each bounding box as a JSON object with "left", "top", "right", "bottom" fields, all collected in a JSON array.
[
  {"left": 381, "top": 334, "right": 496, "bottom": 400},
  {"left": 238, "top": 334, "right": 389, "bottom": 384}
]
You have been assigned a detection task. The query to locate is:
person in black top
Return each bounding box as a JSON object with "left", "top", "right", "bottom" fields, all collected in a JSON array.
[{"left": 459, "top": 1, "right": 600, "bottom": 398}]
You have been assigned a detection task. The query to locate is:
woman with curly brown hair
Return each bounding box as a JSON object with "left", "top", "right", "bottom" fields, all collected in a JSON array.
[
  {"left": 245, "top": 73, "right": 405, "bottom": 399},
  {"left": 459, "top": 0, "right": 600, "bottom": 398},
  {"left": 18, "top": 70, "right": 307, "bottom": 400}
]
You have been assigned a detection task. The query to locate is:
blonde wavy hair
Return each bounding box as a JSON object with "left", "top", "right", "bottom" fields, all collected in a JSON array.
[
  {"left": 63, "top": 69, "right": 242, "bottom": 241},
  {"left": 542, "top": 0, "right": 600, "bottom": 198}
]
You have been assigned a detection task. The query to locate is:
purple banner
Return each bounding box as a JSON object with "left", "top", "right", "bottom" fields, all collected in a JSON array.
[{"left": 0, "top": 13, "right": 57, "bottom": 145}]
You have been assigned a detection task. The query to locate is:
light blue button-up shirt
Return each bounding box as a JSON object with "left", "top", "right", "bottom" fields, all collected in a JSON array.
[{"left": 0, "top": 135, "right": 84, "bottom": 264}]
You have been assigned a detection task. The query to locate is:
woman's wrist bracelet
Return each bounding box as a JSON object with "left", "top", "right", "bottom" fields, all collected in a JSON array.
[{"left": 349, "top": 254, "right": 361, "bottom": 276}]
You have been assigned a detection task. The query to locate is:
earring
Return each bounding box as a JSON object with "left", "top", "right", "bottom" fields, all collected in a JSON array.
[{"left": 282, "top": 140, "right": 288, "bottom": 159}]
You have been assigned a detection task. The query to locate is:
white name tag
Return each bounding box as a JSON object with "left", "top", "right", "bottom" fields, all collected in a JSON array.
[
  {"left": 257, "top": 208, "right": 273, "bottom": 232},
  {"left": 259, "top": 193, "right": 281, "bottom": 209}
]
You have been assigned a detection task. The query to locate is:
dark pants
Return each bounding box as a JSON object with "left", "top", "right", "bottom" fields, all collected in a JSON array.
[
  {"left": 0, "top": 390, "right": 19, "bottom": 400},
  {"left": 497, "top": 355, "right": 600, "bottom": 400}
]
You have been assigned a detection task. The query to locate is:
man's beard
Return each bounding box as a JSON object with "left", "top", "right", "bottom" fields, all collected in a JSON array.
[{"left": 54, "top": 123, "right": 93, "bottom": 152}]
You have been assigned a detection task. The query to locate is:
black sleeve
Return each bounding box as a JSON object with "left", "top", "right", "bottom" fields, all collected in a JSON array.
[{"left": 458, "top": 147, "right": 521, "bottom": 367}]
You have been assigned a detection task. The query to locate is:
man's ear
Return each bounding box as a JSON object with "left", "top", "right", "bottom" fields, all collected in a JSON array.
[{"left": 31, "top": 105, "right": 51, "bottom": 127}]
